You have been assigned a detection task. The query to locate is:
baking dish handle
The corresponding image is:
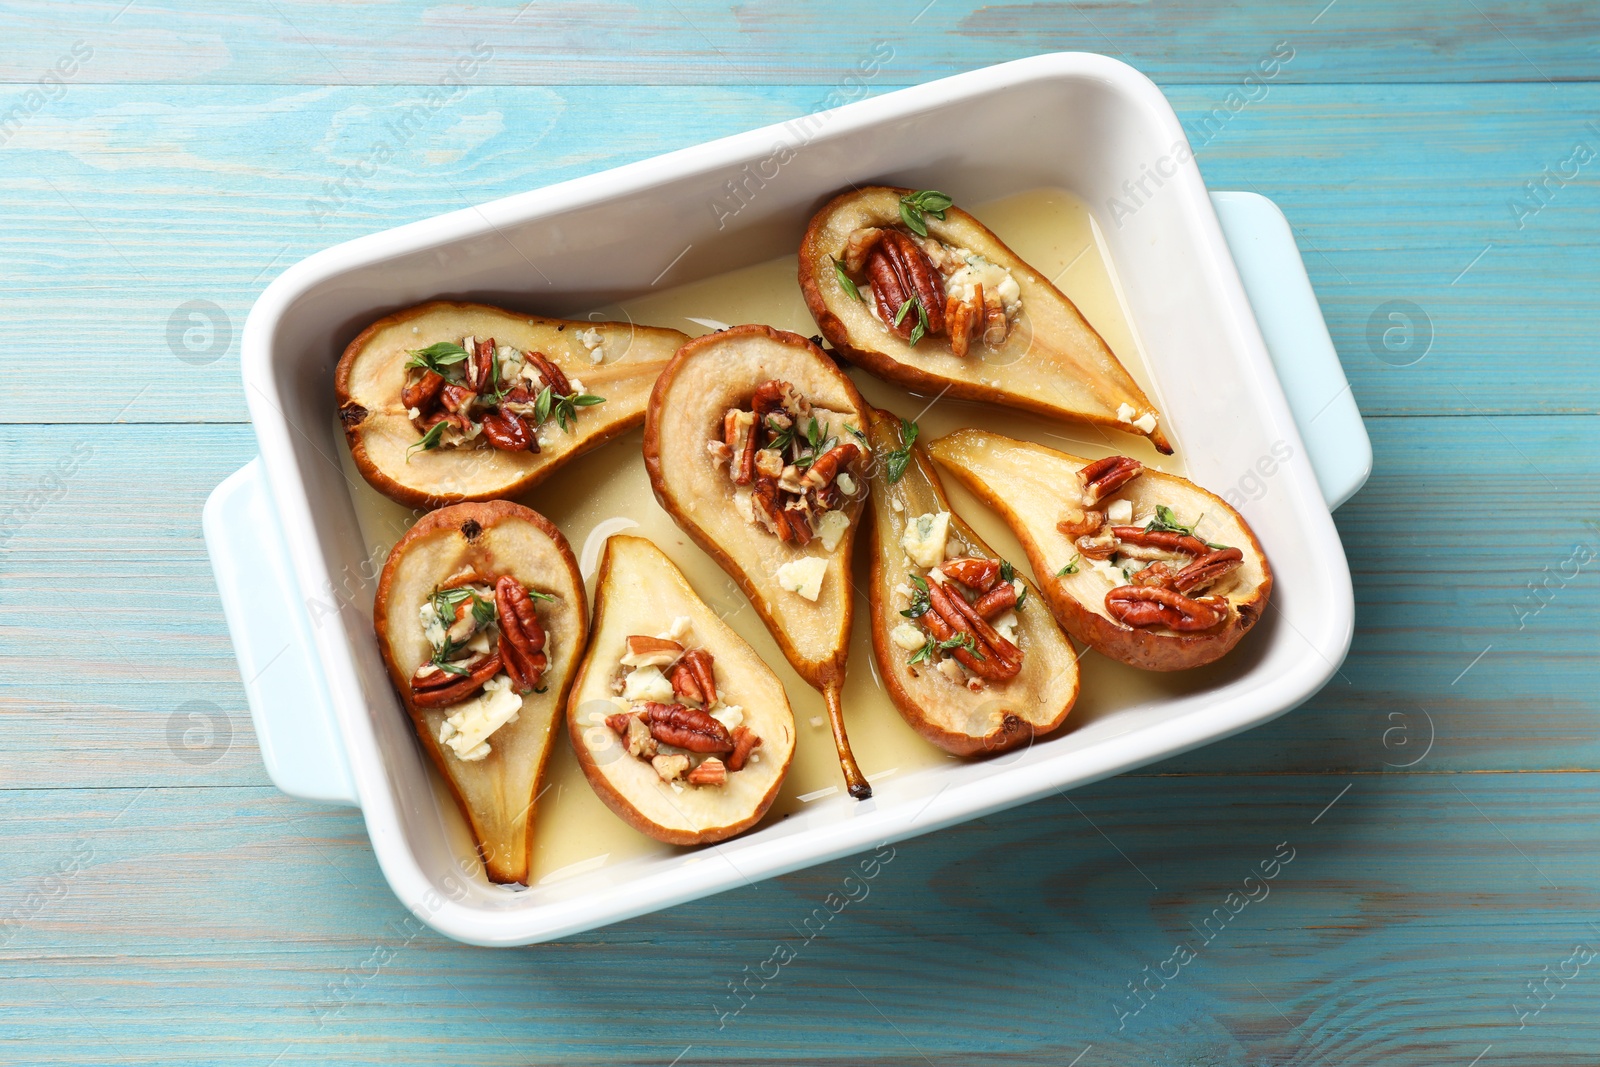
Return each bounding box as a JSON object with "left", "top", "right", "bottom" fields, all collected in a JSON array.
[
  {"left": 1211, "top": 191, "right": 1372, "bottom": 510},
  {"left": 203, "top": 459, "right": 359, "bottom": 807}
]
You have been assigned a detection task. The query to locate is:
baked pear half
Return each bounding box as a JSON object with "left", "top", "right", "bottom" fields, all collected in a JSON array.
[
  {"left": 567, "top": 535, "right": 796, "bottom": 845},
  {"left": 643, "top": 324, "right": 874, "bottom": 799},
  {"left": 374, "top": 501, "right": 587, "bottom": 884},
  {"left": 799, "top": 185, "right": 1171, "bottom": 454},
  {"left": 337, "top": 300, "right": 688, "bottom": 508},
  {"left": 929, "top": 429, "right": 1272, "bottom": 672},
  {"left": 864, "top": 408, "right": 1077, "bottom": 756}
]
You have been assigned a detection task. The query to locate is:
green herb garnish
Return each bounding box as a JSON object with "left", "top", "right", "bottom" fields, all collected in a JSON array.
[
  {"left": 884, "top": 418, "right": 919, "bottom": 484},
  {"left": 894, "top": 298, "right": 914, "bottom": 327},
  {"left": 765, "top": 415, "right": 797, "bottom": 454},
  {"left": 793, "top": 417, "right": 837, "bottom": 471},
  {"left": 1145, "top": 504, "right": 1198, "bottom": 537},
  {"left": 999, "top": 560, "right": 1015, "bottom": 583},
  {"left": 1056, "top": 554, "right": 1081, "bottom": 576},
  {"left": 533, "top": 384, "right": 606, "bottom": 433},
  {"left": 405, "top": 341, "right": 471, "bottom": 377},
  {"left": 907, "top": 298, "right": 929, "bottom": 347},
  {"left": 900, "top": 573, "right": 931, "bottom": 619},
  {"left": 406, "top": 420, "right": 447, "bottom": 460},
  {"left": 898, "top": 189, "right": 953, "bottom": 237},
  {"left": 909, "top": 630, "right": 981, "bottom": 667},
  {"left": 832, "top": 256, "right": 862, "bottom": 302}
]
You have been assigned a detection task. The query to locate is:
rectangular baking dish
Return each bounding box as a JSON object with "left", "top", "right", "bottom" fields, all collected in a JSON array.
[{"left": 207, "top": 52, "right": 1369, "bottom": 946}]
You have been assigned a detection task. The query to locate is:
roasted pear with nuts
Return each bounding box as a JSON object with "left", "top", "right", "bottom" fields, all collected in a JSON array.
[
  {"left": 865, "top": 408, "right": 1077, "bottom": 755},
  {"left": 799, "top": 186, "right": 1171, "bottom": 454},
  {"left": 929, "top": 429, "right": 1271, "bottom": 672},
  {"left": 338, "top": 300, "right": 688, "bottom": 508},
  {"left": 374, "top": 501, "right": 586, "bottom": 884},
  {"left": 567, "top": 535, "right": 796, "bottom": 845},
  {"left": 643, "top": 324, "right": 874, "bottom": 799}
]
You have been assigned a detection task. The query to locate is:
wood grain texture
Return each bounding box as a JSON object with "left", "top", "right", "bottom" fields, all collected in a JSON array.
[
  {"left": 0, "top": 0, "right": 1595, "bottom": 83},
  {"left": 1, "top": 0, "right": 1595, "bottom": 1061},
  {"left": 1, "top": 85, "right": 1597, "bottom": 423}
]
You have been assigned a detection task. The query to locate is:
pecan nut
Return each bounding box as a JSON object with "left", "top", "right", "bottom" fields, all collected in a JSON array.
[
  {"left": 679, "top": 648, "right": 718, "bottom": 706},
  {"left": 411, "top": 652, "right": 503, "bottom": 708},
  {"left": 481, "top": 410, "right": 534, "bottom": 452},
  {"left": 1172, "top": 548, "right": 1243, "bottom": 593},
  {"left": 641, "top": 702, "right": 734, "bottom": 753},
  {"left": 973, "top": 580, "right": 1018, "bottom": 620},
  {"left": 864, "top": 230, "right": 946, "bottom": 339},
  {"left": 686, "top": 757, "right": 727, "bottom": 786},
  {"left": 469, "top": 337, "right": 496, "bottom": 391},
  {"left": 525, "top": 350, "right": 572, "bottom": 398},
  {"left": 495, "top": 576, "right": 548, "bottom": 692},
  {"left": 401, "top": 369, "right": 445, "bottom": 413},
  {"left": 669, "top": 660, "right": 704, "bottom": 703},
  {"left": 727, "top": 726, "right": 762, "bottom": 772},
  {"left": 1080, "top": 456, "right": 1143, "bottom": 504},
  {"left": 941, "top": 556, "right": 1002, "bottom": 593},
  {"left": 800, "top": 443, "right": 859, "bottom": 492},
  {"left": 1110, "top": 526, "right": 1211, "bottom": 558},
  {"left": 1105, "top": 586, "right": 1229, "bottom": 632}
]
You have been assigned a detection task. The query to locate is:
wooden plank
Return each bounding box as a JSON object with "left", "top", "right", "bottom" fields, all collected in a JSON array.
[
  {"left": 0, "top": 772, "right": 1596, "bottom": 1062},
  {"left": 0, "top": 0, "right": 1595, "bottom": 84},
  {"left": 1, "top": 84, "right": 1596, "bottom": 424},
  {"left": 1, "top": 415, "right": 1592, "bottom": 790}
]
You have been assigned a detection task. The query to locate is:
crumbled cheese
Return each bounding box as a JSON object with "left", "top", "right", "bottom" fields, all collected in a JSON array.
[
  {"left": 942, "top": 250, "right": 1022, "bottom": 311},
  {"left": 901, "top": 511, "right": 950, "bottom": 569},
  {"left": 835, "top": 472, "right": 857, "bottom": 497},
  {"left": 439, "top": 674, "right": 522, "bottom": 761},
  {"left": 817, "top": 510, "right": 851, "bottom": 552},
  {"left": 662, "top": 616, "right": 694, "bottom": 644},
  {"left": 1116, "top": 402, "right": 1137, "bottom": 424},
  {"left": 569, "top": 378, "right": 586, "bottom": 395},
  {"left": 810, "top": 716, "right": 825, "bottom": 729},
  {"left": 732, "top": 488, "right": 755, "bottom": 525},
  {"left": 927, "top": 567, "right": 947, "bottom": 585},
  {"left": 892, "top": 582, "right": 913, "bottom": 601},
  {"left": 936, "top": 657, "right": 966, "bottom": 685},
  {"left": 776, "top": 556, "right": 827, "bottom": 601},
  {"left": 890, "top": 622, "right": 926, "bottom": 651},
  {"left": 1134, "top": 412, "right": 1157, "bottom": 434},
  {"left": 496, "top": 344, "right": 524, "bottom": 382},
  {"left": 710, "top": 704, "right": 744, "bottom": 732},
  {"left": 577, "top": 327, "right": 605, "bottom": 364},
  {"left": 623, "top": 665, "right": 675, "bottom": 703},
  {"left": 406, "top": 406, "right": 420, "bottom": 420},
  {"left": 411, "top": 326, "right": 420, "bottom": 334},
  {"left": 890, "top": 497, "right": 904, "bottom": 513},
  {"left": 419, "top": 601, "right": 447, "bottom": 651},
  {"left": 1088, "top": 557, "right": 1130, "bottom": 588},
  {"left": 1106, "top": 498, "right": 1133, "bottom": 524},
  {"left": 993, "top": 610, "right": 1019, "bottom": 646}
]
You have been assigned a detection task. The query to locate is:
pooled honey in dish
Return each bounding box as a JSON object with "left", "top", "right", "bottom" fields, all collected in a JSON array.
[{"left": 342, "top": 188, "right": 1218, "bottom": 887}]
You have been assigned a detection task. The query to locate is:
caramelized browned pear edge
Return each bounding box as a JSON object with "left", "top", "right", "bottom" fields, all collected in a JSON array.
[
  {"left": 641, "top": 323, "right": 873, "bottom": 799},
  {"left": 566, "top": 535, "right": 797, "bottom": 846},
  {"left": 864, "top": 408, "right": 1079, "bottom": 756},
  {"left": 374, "top": 500, "right": 587, "bottom": 884},
  {"left": 929, "top": 429, "right": 1272, "bottom": 671},
  {"left": 798, "top": 185, "right": 1172, "bottom": 454},
  {"left": 336, "top": 300, "right": 688, "bottom": 509}
]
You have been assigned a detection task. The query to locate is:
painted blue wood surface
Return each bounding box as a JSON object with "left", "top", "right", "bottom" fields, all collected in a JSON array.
[{"left": 0, "top": 2, "right": 1597, "bottom": 1064}]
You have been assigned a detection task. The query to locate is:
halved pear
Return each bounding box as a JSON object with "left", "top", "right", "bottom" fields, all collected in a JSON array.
[
  {"left": 642, "top": 324, "right": 873, "bottom": 798},
  {"left": 929, "top": 429, "right": 1272, "bottom": 672},
  {"left": 799, "top": 185, "right": 1171, "bottom": 454},
  {"left": 374, "top": 500, "right": 587, "bottom": 884},
  {"left": 865, "top": 408, "right": 1078, "bottom": 755},
  {"left": 337, "top": 300, "right": 688, "bottom": 509},
  {"left": 567, "top": 535, "right": 796, "bottom": 845}
]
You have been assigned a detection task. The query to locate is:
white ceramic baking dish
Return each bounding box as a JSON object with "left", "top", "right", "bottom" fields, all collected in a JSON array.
[{"left": 205, "top": 52, "right": 1369, "bottom": 946}]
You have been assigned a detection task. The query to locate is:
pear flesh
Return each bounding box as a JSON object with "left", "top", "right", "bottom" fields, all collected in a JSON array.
[
  {"left": 374, "top": 501, "right": 587, "bottom": 884},
  {"left": 567, "top": 535, "right": 796, "bottom": 845},
  {"left": 929, "top": 429, "right": 1273, "bottom": 672},
  {"left": 799, "top": 185, "right": 1171, "bottom": 454},
  {"left": 642, "top": 324, "right": 873, "bottom": 798},
  {"left": 865, "top": 408, "right": 1078, "bottom": 755},
  {"left": 338, "top": 300, "right": 687, "bottom": 508}
]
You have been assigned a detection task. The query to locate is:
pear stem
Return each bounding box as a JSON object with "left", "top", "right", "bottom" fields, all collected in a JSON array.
[{"left": 824, "top": 683, "right": 872, "bottom": 800}]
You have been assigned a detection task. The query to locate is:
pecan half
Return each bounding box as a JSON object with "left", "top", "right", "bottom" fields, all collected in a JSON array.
[
  {"left": 481, "top": 410, "right": 534, "bottom": 452},
  {"left": 495, "top": 576, "right": 548, "bottom": 692},
  {"left": 750, "top": 379, "right": 793, "bottom": 420},
  {"left": 411, "top": 652, "right": 503, "bottom": 708},
  {"left": 727, "top": 726, "right": 762, "bottom": 772},
  {"left": 1080, "top": 456, "right": 1143, "bottom": 504},
  {"left": 973, "top": 580, "right": 1018, "bottom": 620},
  {"left": 686, "top": 757, "right": 727, "bottom": 786},
  {"left": 525, "top": 350, "right": 572, "bottom": 398},
  {"left": 1110, "top": 526, "right": 1211, "bottom": 558},
  {"left": 470, "top": 337, "right": 496, "bottom": 391},
  {"left": 1075, "top": 527, "right": 1119, "bottom": 560},
  {"left": 726, "top": 410, "right": 758, "bottom": 486},
  {"left": 1172, "top": 547, "right": 1243, "bottom": 593},
  {"left": 401, "top": 369, "right": 445, "bottom": 413},
  {"left": 679, "top": 648, "right": 718, "bottom": 707},
  {"left": 1105, "top": 586, "right": 1230, "bottom": 632},
  {"left": 669, "top": 659, "right": 704, "bottom": 703},
  {"left": 800, "top": 443, "right": 859, "bottom": 492},
  {"left": 941, "top": 556, "right": 1002, "bottom": 593},
  {"left": 944, "top": 281, "right": 981, "bottom": 358},
  {"left": 865, "top": 230, "right": 946, "bottom": 339},
  {"left": 641, "top": 702, "right": 734, "bottom": 753},
  {"left": 922, "top": 581, "right": 1021, "bottom": 681},
  {"left": 932, "top": 580, "right": 1022, "bottom": 675}
]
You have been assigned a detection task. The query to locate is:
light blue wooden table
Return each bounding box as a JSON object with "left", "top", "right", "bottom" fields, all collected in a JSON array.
[{"left": 3, "top": 2, "right": 1597, "bottom": 1063}]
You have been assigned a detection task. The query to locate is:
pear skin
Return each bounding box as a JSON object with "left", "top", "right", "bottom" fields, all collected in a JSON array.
[
  {"left": 799, "top": 185, "right": 1171, "bottom": 454},
  {"left": 642, "top": 324, "right": 873, "bottom": 798},
  {"left": 567, "top": 535, "right": 796, "bottom": 845},
  {"left": 929, "top": 429, "right": 1272, "bottom": 671},
  {"left": 374, "top": 501, "right": 586, "bottom": 884},
  {"left": 338, "top": 300, "right": 687, "bottom": 508}
]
